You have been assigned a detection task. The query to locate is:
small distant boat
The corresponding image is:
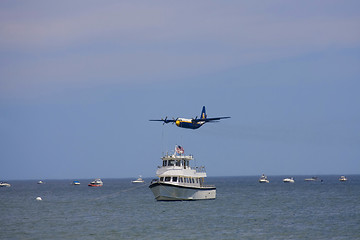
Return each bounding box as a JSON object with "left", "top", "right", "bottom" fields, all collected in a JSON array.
[
  {"left": 259, "top": 174, "right": 269, "bottom": 183},
  {"left": 305, "top": 177, "right": 318, "bottom": 181},
  {"left": 132, "top": 176, "right": 144, "bottom": 183},
  {"left": 37, "top": 180, "right": 44, "bottom": 184},
  {"left": 88, "top": 178, "right": 103, "bottom": 187},
  {"left": 72, "top": 180, "right": 80, "bottom": 185},
  {"left": 0, "top": 182, "right": 11, "bottom": 187},
  {"left": 339, "top": 176, "right": 347, "bottom": 182},
  {"left": 283, "top": 177, "right": 295, "bottom": 183}
]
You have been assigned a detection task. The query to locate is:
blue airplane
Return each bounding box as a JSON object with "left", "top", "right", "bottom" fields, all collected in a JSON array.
[{"left": 150, "top": 106, "right": 230, "bottom": 129}]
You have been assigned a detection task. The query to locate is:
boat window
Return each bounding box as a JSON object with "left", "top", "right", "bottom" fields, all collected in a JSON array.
[
  {"left": 160, "top": 177, "right": 164, "bottom": 181},
  {"left": 176, "top": 161, "right": 181, "bottom": 166},
  {"left": 196, "top": 178, "right": 199, "bottom": 184},
  {"left": 165, "top": 177, "right": 171, "bottom": 182},
  {"left": 168, "top": 160, "right": 175, "bottom": 166},
  {"left": 180, "top": 177, "right": 183, "bottom": 183},
  {"left": 172, "top": 177, "right": 178, "bottom": 182},
  {"left": 163, "top": 161, "right": 167, "bottom": 166},
  {"left": 192, "top": 178, "right": 195, "bottom": 183},
  {"left": 186, "top": 178, "right": 189, "bottom": 183}
]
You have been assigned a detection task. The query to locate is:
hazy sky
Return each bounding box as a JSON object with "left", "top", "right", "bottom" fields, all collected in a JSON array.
[{"left": 1, "top": 1, "right": 359, "bottom": 180}]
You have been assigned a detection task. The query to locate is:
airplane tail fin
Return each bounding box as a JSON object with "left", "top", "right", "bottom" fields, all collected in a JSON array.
[{"left": 201, "top": 106, "right": 207, "bottom": 119}]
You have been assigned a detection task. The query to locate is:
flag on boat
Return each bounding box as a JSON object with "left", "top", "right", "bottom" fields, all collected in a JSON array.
[{"left": 175, "top": 145, "right": 184, "bottom": 154}]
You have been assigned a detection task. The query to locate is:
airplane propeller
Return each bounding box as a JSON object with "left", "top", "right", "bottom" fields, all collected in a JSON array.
[
  {"left": 163, "top": 116, "right": 168, "bottom": 124},
  {"left": 191, "top": 116, "right": 198, "bottom": 123}
]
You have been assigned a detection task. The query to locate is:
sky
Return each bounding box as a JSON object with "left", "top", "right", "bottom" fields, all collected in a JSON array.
[{"left": 1, "top": 1, "right": 360, "bottom": 180}]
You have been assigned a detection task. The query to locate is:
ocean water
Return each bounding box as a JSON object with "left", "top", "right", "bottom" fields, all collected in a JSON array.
[{"left": 1, "top": 176, "right": 359, "bottom": 240}]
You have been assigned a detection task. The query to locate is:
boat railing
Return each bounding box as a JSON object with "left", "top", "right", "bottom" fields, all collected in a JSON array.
[{"left": 157, "top": 165, "right": 206, "bottom": 172}]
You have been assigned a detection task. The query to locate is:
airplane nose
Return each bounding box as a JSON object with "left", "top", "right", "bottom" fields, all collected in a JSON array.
[{"left": 176, "top": 120, "right": 180, "bottom": 126}]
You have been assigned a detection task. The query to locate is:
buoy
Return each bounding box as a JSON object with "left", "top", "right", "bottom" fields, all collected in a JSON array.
[{"left": 36, "top": 197, "right": 42, "bottom": 201}]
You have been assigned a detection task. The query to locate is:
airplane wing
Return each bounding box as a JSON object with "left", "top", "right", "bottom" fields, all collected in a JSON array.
[
  {"left": 149, "top": 119, "right": 176, "bottom": 124},
  {"left": 193, "top": 117, "right": 230, "bottom": 122}
]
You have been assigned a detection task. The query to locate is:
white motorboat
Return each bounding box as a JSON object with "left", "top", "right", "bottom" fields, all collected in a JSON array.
[
  {"left": 339, "top": 176, "right": 348, "bottom": 182},
  {"left": 88, "top": 178, "right": 103, "bottom": 187},
  {"left": 149, "top": 145, "right": 216, "bottom": 201},
  {"left": 283, "top": 177, "right": 295, "bottom": 183},
  {"left": 37, "top": 180, "right": 44, "bottom": 184},
  {"left": 304, "top": 176, "right": 324, "bottom": 182},
  {"left": 132, "top": 176, "right": 145, "bottom": 183},
  {"left": 259, "top": 174, "right": 269, "bottom": 183},
  {"left": 305, "top": 177, "right": 318, "bottom": 181},
  {"left": 0, "top": 182, "right": 11, "bottom": 187}
]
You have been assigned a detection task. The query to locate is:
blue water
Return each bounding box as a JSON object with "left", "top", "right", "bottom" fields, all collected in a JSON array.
[{"left": 1, "top": 176, "right": 359, "bottom": 239}]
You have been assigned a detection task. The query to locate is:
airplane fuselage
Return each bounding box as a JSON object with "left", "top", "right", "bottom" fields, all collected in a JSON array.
[{"left": 175, "top": 118, "right": 205, "bottom": 129}]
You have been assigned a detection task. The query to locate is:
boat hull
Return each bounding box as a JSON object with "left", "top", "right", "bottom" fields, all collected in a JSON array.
[
  {"left": 88, "top": 184, "right": 103, "bottom": 187},
  {"left": 283, "top": 178, "right": 295, "bottom": 183},
  {"left": 149, "top": 182, "right": 216, "bottom": 201},
  {"left": 283, "top": 180, "right": 294, "bottom": 183}
]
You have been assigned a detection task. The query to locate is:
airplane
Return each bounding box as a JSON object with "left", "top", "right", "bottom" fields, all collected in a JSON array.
[{"left": 150, "top": 106, "right": 230, "bottom": 129}]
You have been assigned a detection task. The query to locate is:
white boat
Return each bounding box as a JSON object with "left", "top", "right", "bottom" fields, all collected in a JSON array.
[
  {"left": 305, "top": 176, "right": 318, "bottom": 181},
  {"left": 339, "top": 176, "right": 347, "bottom": 182},
  {"left": 259, "top": 174, "right": 269, "bottom": 183},
  {"left": 132, "top": 176, "right": 144, "bottom": 183},
  {"left": 0, "top": 182, "right": 11, "bottom": 187},
  {"left": 37, "top": 180, "right": 44, "bottom": 184},
  {"left": 149, "top": 145, "right": 216, "bottom": 201},
  {"left": 283, "top": 177, "right": 295, "bottom": 183},
  {"left": 304, "top": 176, "right": 324, "bottom": 182},
  {"left": 88, "top": 178, "right": 103, "bottom": 187}
]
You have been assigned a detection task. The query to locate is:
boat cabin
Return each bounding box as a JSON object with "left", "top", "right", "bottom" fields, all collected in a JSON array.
[
  {"left": 162, "top": 159, "right": 190, "bottom": 168},
  {"left": 158, "top": 175, "right": 205, "bottom": 187},
  {"left": 155, "top": 153, "right": 210, "bottom": 188}
]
